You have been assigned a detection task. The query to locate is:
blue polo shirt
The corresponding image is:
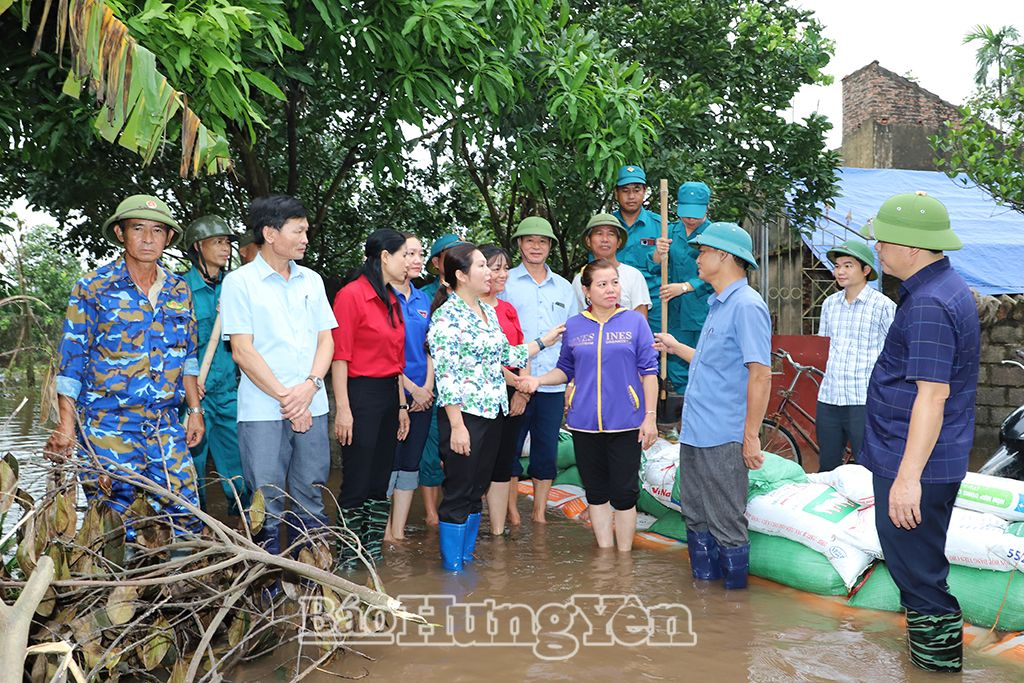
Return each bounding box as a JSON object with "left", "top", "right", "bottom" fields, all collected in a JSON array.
[
  {"left": 397, "top": 284, "right": 431, "bottom": 389},
  {"left": 499, "top": 263, "right": 579, "bottom": 393},
  {"left": 680, "top": 278, "right": 772, "bottom": 447},
  {"left": 859, "top": 257, "right": 980, "bottom": 484}
]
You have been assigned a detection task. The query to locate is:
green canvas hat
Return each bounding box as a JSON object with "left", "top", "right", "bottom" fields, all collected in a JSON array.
[
  {"left": 859, "top": 191, "right": 962, "bottom": 251},
  {"left": 511, "top": 216, "right": 558, "bottom": 244},
  {"left": 677, "top": 181, "right": 710, "bottom": 219},
  {"left": 102, "top": 194, "right": 182, "bottom": 247},
  {"left": 827, "top": 239, "right": 878, "bottom": 281},
  {"left": 184, "top": 215, "right": 236, "bottom": 248},
  {"left": 581, "top": 213, "right": 627, "bottom": 247},
  {"left": 690, "top": 221, "right": 758, "bottom": 270}
]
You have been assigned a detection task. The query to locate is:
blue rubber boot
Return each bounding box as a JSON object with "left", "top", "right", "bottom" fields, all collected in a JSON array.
[
  {"left": 439, "top": 521, "right": 466, "bottom": 572},
  {"left": 719, "top": 543, "right": 750, "bottom": 590},
  {"left": 463, "top": 512, "right": 481, "bottom": 563},
  {"left": 686, "top": 530, "right": 723, "bottom": 580}
]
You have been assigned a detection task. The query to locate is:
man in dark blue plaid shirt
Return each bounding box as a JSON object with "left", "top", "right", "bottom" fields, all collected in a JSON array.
[{"left": 859, "top": 191, "right": 980, "bottom": 673}]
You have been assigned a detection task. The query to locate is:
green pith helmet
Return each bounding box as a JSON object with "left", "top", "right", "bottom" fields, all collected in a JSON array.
[
  {"left": 581, "top": 213, "right": 627, "bottom": 247},
  {"left": 184, "top": 215, "right": 236, "bottom": 249},
  {"left": 690, "top": 221, "right": 758, "bottom": 270},
  {"left": 101, "top": 194, "right": 182, "bottom": 247},
  {"left": 237, "top": 230, "right": 255, "bottom": 248},
  {"left": 511, "top": 216, "right": 558, "bottom": 244},
  {"left": 827, "top": 239, "right": 878, "bottom": 281},
  {"left": 859, "top": 191, "right": 962, "bottom": 251}
]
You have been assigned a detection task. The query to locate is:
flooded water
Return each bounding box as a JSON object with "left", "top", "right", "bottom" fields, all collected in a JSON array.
[{"left": 2, "top": 387, "right": 1022, "bottom": 682}]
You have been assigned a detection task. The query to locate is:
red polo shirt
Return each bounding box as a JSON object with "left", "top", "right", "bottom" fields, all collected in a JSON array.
[
  {"left": 495, "top": 299, "right": 524, "bottom": 372},
  {"left": 332, "top": 275, "right": 405, "bottom": 377}
]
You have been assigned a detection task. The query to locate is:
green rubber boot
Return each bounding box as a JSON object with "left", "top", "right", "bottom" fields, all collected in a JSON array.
[
  {"left": 362, "top": 499, "right": 390, "bottom": 562},
  {"left": 906, "top": 609, "right": 963, "bottom": 673}
]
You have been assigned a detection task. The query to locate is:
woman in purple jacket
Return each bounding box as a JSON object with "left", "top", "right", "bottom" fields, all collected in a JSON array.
[{"left": 517, "top": 259, "right": 659, "bottom": 551}]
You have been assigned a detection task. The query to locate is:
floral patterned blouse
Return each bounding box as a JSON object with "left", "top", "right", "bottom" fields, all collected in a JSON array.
[{"left": 428, "top": 295, "right": 529, "bottom": 418}]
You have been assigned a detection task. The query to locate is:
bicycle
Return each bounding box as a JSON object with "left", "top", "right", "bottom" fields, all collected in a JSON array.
[{"left": 759, "top": 349, "right": 825, "bottom": 467}]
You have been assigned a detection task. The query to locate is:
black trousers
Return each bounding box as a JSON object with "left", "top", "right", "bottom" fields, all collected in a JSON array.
[
  {"left": 571, "top": 429, "right": 641, "bottom": 510},
  {"left": 339, "top": 376, "right": 399, "bottom": 509},
  {"left": 874, "top": 474, "right": 961, "bottom": 615},
  {"left": 492, "top": 387, "right": 526, "bottom": 483},
  {"left": 438, "top": 409, "right": 501, "bottom": 524}
]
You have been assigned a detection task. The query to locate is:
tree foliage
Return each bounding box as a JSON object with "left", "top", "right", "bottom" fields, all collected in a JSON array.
[
  {"left": 1, "top": 0, "right": 840, "bottom": 280},
  {"left": 934, "top": 30, "right": 1024, "bottom": 214}
]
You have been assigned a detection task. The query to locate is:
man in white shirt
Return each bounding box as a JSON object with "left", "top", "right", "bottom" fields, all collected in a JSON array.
[
  {"left": 572, "top": 213, "right": 652, "bottom": 315},
  {"left": 816, "top": 239, "right": 896, "bottom": 472},
  {"left": 220, "top": 195, "right": 338, "bottom": 554}
]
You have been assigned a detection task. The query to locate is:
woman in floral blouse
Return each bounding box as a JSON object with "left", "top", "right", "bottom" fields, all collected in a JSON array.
[{"left": 427, "top": 243, "right": 563, "bottom": 571}]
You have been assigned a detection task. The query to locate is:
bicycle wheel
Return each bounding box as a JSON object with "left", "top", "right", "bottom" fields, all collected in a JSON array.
[{"left": 759, "top": 418, "right": 802, "bottom": 466}]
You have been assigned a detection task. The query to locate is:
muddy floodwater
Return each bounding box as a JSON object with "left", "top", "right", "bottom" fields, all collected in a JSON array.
[{"left": 2, "top": 387, "right": 1022, "bottom": 682}]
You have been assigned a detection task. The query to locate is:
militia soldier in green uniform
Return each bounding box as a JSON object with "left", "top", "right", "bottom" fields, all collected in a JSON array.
[{"left": 182, "top": 215, "right": 251, "bottom": 514}]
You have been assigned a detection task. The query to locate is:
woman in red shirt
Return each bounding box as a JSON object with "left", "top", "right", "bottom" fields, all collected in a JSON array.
[
  {"left": 331, "top": 228, "right": 411, "bottom": 562},
  {"left": 479, "top": 245, "right": 527, "bottom": 535}
]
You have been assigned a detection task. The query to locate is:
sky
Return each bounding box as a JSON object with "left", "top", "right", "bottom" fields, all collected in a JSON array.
[{"left": 788, "top": 0, "right": 1024, "bottom": 149}]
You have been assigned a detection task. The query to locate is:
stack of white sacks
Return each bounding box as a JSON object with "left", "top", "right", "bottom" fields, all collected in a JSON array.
[{"left": 640, "top": 440, "right": 1024, "bottom": 591}]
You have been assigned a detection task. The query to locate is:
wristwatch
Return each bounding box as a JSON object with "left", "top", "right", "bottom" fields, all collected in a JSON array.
[
  {"left": 399, "top": 404, "right": 410, "bottom": 411},
  {"left": 307, "top": 375, "right": 324, "bottom": 390},
  {"left": 535, "top": 336, "right": 546, "bottom": 351},
  {"left": 185, "top": 406, "right": 205, "bottom": 416}
]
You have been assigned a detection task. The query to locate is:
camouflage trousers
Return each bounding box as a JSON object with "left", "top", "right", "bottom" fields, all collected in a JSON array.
[{"left": 77, "top": 411, "right": 203, "bottom": 540}]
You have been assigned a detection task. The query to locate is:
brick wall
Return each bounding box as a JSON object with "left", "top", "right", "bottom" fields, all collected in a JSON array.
[
  {"left": 841, "top": 61, "right": 959, "bottom": 148},
  {"left": 974, "top": 292, "right": 1024, "bottom": 450}
]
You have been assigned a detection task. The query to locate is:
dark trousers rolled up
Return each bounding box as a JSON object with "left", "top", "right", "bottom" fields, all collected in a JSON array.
[
  {"left": 339, "top": 376, "right": 400, "bottom": 509},
  {"left": 874, "top": 473, "right": 963, "bottom": 672},
  {"left": 438, "top": 409, "right": 501, "bottom": 524}
]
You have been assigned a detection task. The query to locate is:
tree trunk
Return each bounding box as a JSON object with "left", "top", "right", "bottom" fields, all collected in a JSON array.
[{"left": 0, "top": 555, "right": 55, "bottom": 683}]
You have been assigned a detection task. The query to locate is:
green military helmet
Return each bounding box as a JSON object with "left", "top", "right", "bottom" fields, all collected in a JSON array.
[
  {"left": 827, "top": 239, "right": 879, "bottom": 281},
  {"left": 101, "top": 194, "right": 182, "bottom": 247},
  {"left": 581, "top": 212, "right": 627, "bottom": 247},
  {"left": 236, "top": 230, "right": 255, "bottom": 248},
  {"left": 511, "top": 216, "right": 558, "bottom": 244},
  {"left": 185, "top": 215, "right": 236, "bottom": 249},
  {"left": 690, "top": 221, "right": 758, "bottom": 270},
  {"left": 859, "top": 191, "right": 962, "bottom": 251}
]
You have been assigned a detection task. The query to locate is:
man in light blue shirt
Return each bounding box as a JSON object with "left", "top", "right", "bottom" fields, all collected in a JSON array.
[
  {"left": 499, "top": 217, "right": 579, "bottom": 523},
  {"left": 655, "top": 222, "right": 771, "bottom": 590},
  {"left": 220, "top": 195, "right": 337, "bottom": 555}
]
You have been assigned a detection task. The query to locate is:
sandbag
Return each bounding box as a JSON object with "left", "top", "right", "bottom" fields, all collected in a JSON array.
[
  {"left": 957, "top": 472, "right": 1024, "bottom": 522},
  {"left": 648, "top": 513, "right": 687, "bottom": 542},
  {"left": 848, "top": 562, "right": 1024, "bottom": 631},
  {"left": 642, "top": 447, "right": 680, "bottom": 512},
  {"left": 553, "top": 465, "right": 583, "bottom": 488},
  {"left": 555, "top": 429, "right": 576, "bottom": 470},
  {"left": 838, "top": 506, "right": 1020, "bottom": 572},
  {"left": 749, "top": 531, "right": 850, "bottom": 596},
  {"left": 745, "top": 482, "right": 874, "bottom": 589},
  {"left": 807, "top": 464, "right": 875, "bottom": 505},
  {"left": 637, "top": 488, "right": 672, "bottom": 519},
  {"left": 748, "top": 452, "right": 809, "bottom": 498}
]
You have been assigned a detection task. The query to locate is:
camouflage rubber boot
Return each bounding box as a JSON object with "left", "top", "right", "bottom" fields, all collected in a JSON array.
[
  {"left": 906, "top": 609, "right": 963, "bottom": 673},
  {"left": 362, "top": 499, "right": 390, "bottom": 562},
  {"left": 336, "top": 506, "right": 366, "bottom": 568}
]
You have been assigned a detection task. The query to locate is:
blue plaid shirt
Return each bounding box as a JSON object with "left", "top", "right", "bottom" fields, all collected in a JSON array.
[
  {"left": 817, "top": 286, "right": 896, "bottom": 405},
  {"left": 859, "top": 258, "right": 980, "bottom": 484}
]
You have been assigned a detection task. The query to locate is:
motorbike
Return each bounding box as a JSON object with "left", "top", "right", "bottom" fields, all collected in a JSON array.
[{"left": 978, "top": 351, "right": 1024, "bottom": 480}]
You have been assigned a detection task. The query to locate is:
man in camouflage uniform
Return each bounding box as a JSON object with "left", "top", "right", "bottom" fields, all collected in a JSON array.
[{"left": 45, "top": 195, "right": 205, "bottom": 538}]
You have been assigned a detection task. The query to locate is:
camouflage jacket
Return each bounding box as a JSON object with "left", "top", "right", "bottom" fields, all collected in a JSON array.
[{"left": 55, "top": 257, "right": 199, "bottom": 430}]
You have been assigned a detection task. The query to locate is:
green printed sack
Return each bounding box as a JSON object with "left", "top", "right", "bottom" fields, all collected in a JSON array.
[{"left": 749, "top": 531, "right": 850, "bottom": 596}]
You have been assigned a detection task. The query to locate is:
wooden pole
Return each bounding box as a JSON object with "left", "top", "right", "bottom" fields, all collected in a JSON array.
[
  {"left": 659, "top": 179, "right": 669, "bottom": 385},
  {"left": 198, "top": 313, "right": 222, "bottom": 387}
]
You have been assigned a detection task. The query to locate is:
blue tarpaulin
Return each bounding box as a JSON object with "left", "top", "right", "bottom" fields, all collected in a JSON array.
[{"left": 805, "top": 167, "right": 1024, "bottom": 295}]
